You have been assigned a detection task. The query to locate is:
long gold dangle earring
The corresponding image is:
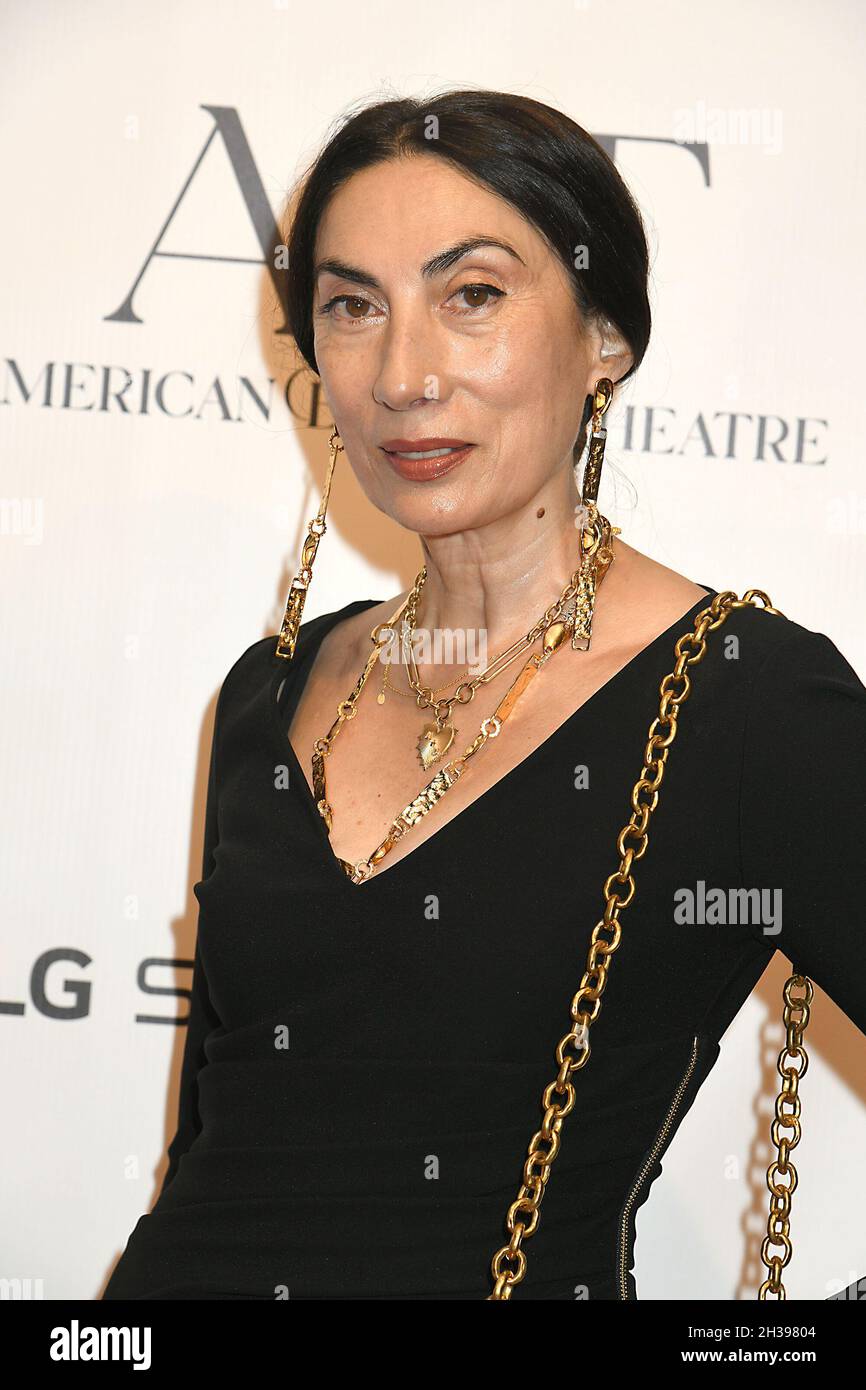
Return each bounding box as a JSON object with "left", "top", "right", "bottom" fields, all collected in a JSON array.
[
  {"left": 571, "top": 378, "right": 621, "bottom": 651},
  {"left": 275, "top": 426, "right": 343, "bottom": 660}
]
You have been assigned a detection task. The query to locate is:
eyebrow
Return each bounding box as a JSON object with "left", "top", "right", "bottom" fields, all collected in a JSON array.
[{"left": 313, "top": 236, "right": 525, "bottom": 291}]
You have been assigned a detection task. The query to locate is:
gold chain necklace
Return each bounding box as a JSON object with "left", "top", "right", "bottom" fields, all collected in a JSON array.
[
  {"left": 379, "top": 652, "right": 475, "bottom": 699},
  {"left": 310, "top": 522, "right": 617, "bottom": 885},
  {"left": 375, "top": 493, "right": 624, "bottom": 773},
  {"left": 396, "top": 564, "right": 585, "bottom": 770},
  {"left": 311, "top": 598, "right": 573, "bottom": 885},
  {"left": 401, "top": 507, "right": 622, "bottom": 772},
  {"left": 377, "top": 582, "right": 537, "bottom": 707}
]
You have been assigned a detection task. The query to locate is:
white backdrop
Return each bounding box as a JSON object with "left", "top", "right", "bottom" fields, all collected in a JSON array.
[{"left": 2, "top": 0, "right": 865, "bottom": 1301}]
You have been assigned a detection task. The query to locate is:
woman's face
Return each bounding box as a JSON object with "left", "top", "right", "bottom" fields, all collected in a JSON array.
[{"left": 312, "top": 154, "right": 620, "bottom": 535}]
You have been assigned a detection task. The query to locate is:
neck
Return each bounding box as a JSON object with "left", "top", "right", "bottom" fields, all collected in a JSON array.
[{"left": 409, "top": 464, "right": 628, "bottom": 666}]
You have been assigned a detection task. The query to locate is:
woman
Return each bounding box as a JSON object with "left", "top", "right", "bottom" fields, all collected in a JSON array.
[{"left": 103, "top": 89, "right": 866, "bottom": 1301}]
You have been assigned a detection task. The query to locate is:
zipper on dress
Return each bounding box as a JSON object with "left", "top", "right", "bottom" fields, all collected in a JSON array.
[{"left": 617, "top": 1033, "right": 701, "bottom": 1300}]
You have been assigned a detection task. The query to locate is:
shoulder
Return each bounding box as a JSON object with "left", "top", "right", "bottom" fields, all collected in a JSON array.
[
  {"left": 700, "top": 596, "right": 866, "bottom": 762},
  {"left": 213, "top": 597, "right": 389, "bottom": 712},
  {"left": 712, "top": 595, "right": 864, "bottom": 697},
  {"left": 652, "top": 588, "right": 866, "bottom": 758},
  {"left": 734, "top": 597, "right": 866, "bottom": 988},
  {"left": 614, "top": 547, "right": 852, "bottom": 687}
]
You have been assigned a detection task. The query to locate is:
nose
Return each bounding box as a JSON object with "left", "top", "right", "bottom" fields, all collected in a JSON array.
[{"left": 372, "top": 301, "right": 449, "bottom": 411}]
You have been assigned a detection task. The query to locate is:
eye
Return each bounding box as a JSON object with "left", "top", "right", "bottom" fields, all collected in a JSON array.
[
  {"left": 450, "top": 283, "right": 504, "bottom": 314},
  {"left": 317, "top": 293, "right": 379, "bottom": 322}
]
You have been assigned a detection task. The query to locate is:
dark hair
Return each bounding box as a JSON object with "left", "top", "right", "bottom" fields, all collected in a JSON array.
[{"left": 284, "top": 88, "right": 651, "bottom": 456}]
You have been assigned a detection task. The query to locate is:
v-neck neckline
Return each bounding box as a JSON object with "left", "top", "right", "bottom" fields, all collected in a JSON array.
[{"left": 268, "top": 584, "right": 718, "bottom": 891}]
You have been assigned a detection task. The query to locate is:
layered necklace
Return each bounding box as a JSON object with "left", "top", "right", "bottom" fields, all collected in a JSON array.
[{"left": 310, "top": 510, "right": 619, "bottom": 884}]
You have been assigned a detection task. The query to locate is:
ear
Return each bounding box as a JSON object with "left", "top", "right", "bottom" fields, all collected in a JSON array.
[{"left": 584, "top": 316, "right": 634, "bottom": 388}]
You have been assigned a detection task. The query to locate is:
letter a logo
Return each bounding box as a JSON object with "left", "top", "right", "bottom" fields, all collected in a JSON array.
[{"left": 105, "top": 105, "right": 290, "bottom": 332}]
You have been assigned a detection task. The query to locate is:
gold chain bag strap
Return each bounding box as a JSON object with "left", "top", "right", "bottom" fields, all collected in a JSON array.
[{"left": 486, "top": 589, "right": 813, "bottom": 1301}]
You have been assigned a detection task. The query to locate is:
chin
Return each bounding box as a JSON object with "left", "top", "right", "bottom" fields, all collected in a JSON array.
[{"left": 382, "top": 495, "right": 470, "bottom": 536}]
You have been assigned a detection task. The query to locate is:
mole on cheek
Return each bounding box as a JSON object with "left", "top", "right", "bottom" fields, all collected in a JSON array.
[{"left": 536, "top": 506, "right": 545, "bottom": 518}]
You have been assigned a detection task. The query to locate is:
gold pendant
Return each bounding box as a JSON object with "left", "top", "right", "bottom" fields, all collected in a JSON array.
[{"left": 417, "top": 722, "right": 455, "bottom": 770}]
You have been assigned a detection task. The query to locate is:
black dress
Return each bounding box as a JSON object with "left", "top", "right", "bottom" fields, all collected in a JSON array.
[{"left": 103, "top": 585, "right": 866, "bottom": 1300}]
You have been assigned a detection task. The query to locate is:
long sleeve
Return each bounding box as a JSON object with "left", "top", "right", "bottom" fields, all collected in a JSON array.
[
  {"left": 738, "top": 623, "right": 866, "bottom": 1035},
  {"left": 158, "top": 684, "right": 225, "bottom": 1197}
]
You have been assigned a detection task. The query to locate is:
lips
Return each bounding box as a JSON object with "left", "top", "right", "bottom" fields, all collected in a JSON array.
[{"left": 379, "top": 439, "right": 475, "bottom": 482}]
